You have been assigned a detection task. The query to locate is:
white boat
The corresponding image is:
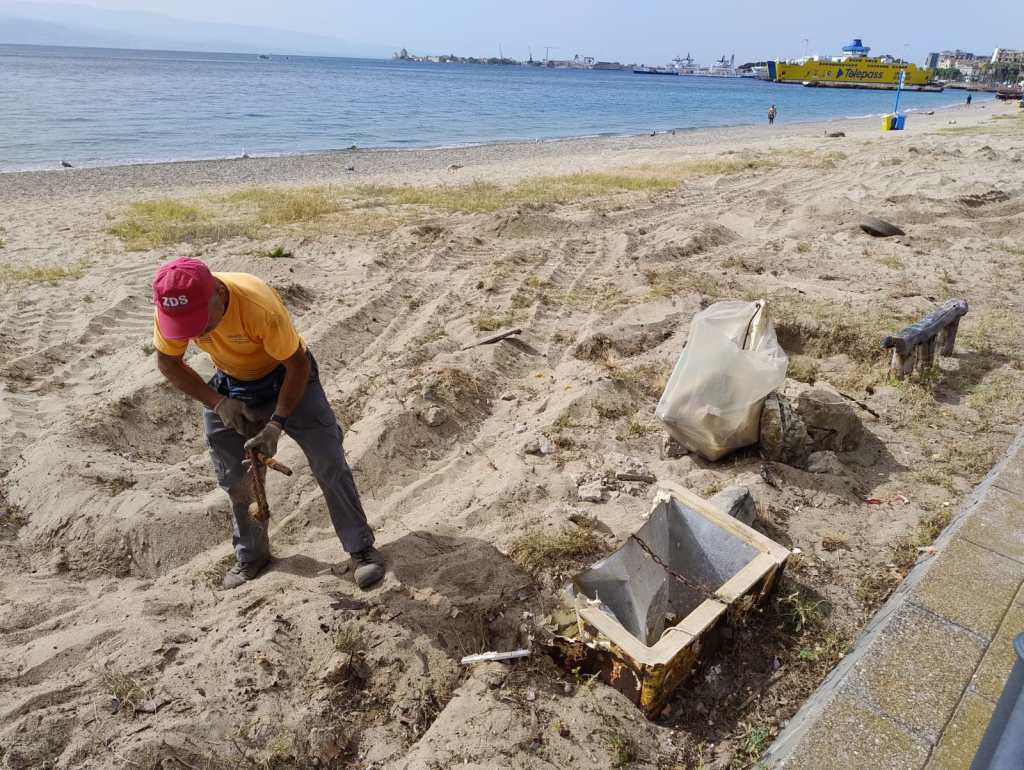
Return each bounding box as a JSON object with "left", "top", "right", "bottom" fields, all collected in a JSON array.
[
  {"left": 689, "top": 54, "right": 745, "bottom": 78},
  {"left": 673, "top": 54, "right": 698, "bottom": 75}
]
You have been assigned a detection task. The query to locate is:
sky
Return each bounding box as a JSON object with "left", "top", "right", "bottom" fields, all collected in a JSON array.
[{"left": 5, "top": 0, "right": 1022, "bottom": 64}]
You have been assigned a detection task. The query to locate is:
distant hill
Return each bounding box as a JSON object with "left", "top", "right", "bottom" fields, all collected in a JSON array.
[{"left": 0, "top": 0, "right": 392, "bottom": 58}]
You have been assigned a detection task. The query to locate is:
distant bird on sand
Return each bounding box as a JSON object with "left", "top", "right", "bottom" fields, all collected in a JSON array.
[
  {"left": 61, "top": 160, "right": 72, "bottom": 168},
  {"left": 345, "top": 165, "right": 356, "bottom": 172},
  {"left": 447, "top": 164, "right": 464, "bottom": 172}
]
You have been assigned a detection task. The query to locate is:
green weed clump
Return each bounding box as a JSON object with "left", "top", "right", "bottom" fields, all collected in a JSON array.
[
  {"left": 0, "top": 258, "right": 90, "bottom": 285},
  {"left": 109, "top": 198, "right": 253, "bottom": 250}
]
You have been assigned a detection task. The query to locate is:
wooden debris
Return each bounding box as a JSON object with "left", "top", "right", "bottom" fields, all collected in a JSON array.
[
  {"left": 461, "top": 327, "right": 522, "bottom": 350},
  {"left": 247, "top": 451, "right": 270, "bottom": 522},
  {"left": 882, "top": 298, "right": 968, "bottom": 379},
  {"left": 615, "top": 471, "right": 657, "bottom": 484},
  {"left": 460, "top": 649, "right": 531, "bottom": 665}
]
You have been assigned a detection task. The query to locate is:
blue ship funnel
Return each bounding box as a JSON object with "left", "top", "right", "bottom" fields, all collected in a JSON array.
[{"left": 842, "top": 39, "right": 871, "bottom": 55}]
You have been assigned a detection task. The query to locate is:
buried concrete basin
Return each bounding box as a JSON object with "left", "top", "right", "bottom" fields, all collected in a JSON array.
[{"left": 545, "top": 482, "right": 789, "bottom": 717}]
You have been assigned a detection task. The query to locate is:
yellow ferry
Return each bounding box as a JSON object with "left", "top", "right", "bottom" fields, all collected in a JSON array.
[{"left": 768, "top": 39, "right": 942, "bottom": 91}]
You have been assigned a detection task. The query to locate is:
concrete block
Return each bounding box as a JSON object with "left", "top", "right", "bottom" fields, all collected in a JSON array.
[
  {"left": 926, "top": 692, "right": 996, "bottom": 770},
  {"left": 549, "top": 482, "right": 788, "bottom": 717},
  {"left": 796, "top": 384, "right": 863, "bottom": 452},
  {"left": 847, "top": 603, "right": 986, "bottom": 741},
  {"left": 709, "top": 485, "right": 757, "bottom": 526},
  {"left": 971, "top": 602, "right": 1024, "bottom": 702},
  {"left": 958, "top": 486, "right": 1024, "bottom": 563},
  {"left": 910, "top": 536, "right": 1024, "bottom": 638},
  {"left": 781, "top": 690, "right": 928, "bottom": 770}
]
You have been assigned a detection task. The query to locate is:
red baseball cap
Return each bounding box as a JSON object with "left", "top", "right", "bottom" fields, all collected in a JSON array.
[{"left": 152, "top": 257, "right": 216, "bottom": 339}]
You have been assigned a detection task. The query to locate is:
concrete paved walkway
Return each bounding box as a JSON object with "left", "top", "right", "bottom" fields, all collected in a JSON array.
[{"left": 766, "top": 429, "right": 1024, "bottom": 769}]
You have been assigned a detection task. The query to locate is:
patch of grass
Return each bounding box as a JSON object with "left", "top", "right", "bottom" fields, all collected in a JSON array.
[
  {"left": 961, "top": 311, "right": 1020, "bottom": 358},
  {"left": 360, "top": 173, "right": 678, "bottom": 214},
  {"left": 773, "top": 296, "right": 911, "bottom": 365},
  {"left": 787, "top": 355, "right": 819, "bottom": 385},
  {"left": 913, "top": 468, "right": 957, "bottom": 495},
  {"left": 937, "top": 442, "right": 998, "bottom": 480},
  {"left": 918, "top": 508, "right": 953, "bottom": 544},
  {"left": 875, "top": 253, "right": 904, "bottom": 270},
  {"left": 797, "top": 628, "right": 848, "bottom": 663},
  {"left": 510, "top": 527, "right": 607, "bottom": 574},
  {"left": 110, "top": 187, "right": 356, "bottom": 250},
  {"left": 594, "top": 400, "right": 632, "bottom": 420},
  {"left": 796, "top": 242, "right": 811, "bottom": 254},
  {"left": 644, "top": 267, "right": 724, "bottom": 300},
  {"left": 109, "top": 199, "right": 253, "bottom": 250},
  {"left": 193, "top": 552, "right": 236, "bottom": 588},
  {"left": 737, "top": 721, "right": 772, "bottom": 762},
  {"left": 360, "top": 157, "right": 775, "bottom": 214},
  {"left": 553, "top": 412, "right": 580, "bottom": 431},
  {"left": 996, "top": 242, "right": 1024, "bottom": 257},
  {"left": 262, "top": 245, "right": 293, "bottom": 259},
  {"left": 411, "top": 328, "right": 447, "bottom": 347},
  {"left": 225, "top": 186, "right": 344, "bottom": 224},
  {"left": 474, "top": 310, "right": 519, "bottom": 332},
  {"left": 333, "top": 624, "right": 366, "bottom": 654},
  {"left": 0, "top": 225, "right": 6, "bottom": 247},
  {"left": 605, "top": 732, "right": 638, "bottom": 768},
  {"left": 606, "top": 362, "right": 668, "bottom": 401},
  {"left": 98, "top": 669, "right": 147, "bottom": 716},
  {"left": 888, "top": 380, "right": 938, "bottom": 427},
  {"left": 617, "top": 415, "right": 658, "bottom": 441},
  {"left": 141, "top": 342, "right": 156, "bottom": 356},
  {"left": 776, "top": 589, "right": 827, "bottom": 633},
  {"left": 966, "top": 370, "right": 1024, "bottom": 421},
  {"left": 0, "top": 258, "right": 90, "bottom": 285}
]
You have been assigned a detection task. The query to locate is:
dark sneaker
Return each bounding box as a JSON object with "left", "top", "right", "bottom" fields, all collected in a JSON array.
[
  {"left": 352, "top": 547, "right": 385, "bottom": 590},
  {"left": 222, "top": 557, "right": 270, "bottom": 589}
]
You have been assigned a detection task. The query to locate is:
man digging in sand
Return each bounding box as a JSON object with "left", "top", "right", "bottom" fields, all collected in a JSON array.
[{"left": 151, "top": 257, "right": 385, "bottom": 590}]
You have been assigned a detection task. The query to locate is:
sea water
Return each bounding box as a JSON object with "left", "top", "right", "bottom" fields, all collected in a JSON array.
[{"left": 0, "top": 44, "right": 975, "bottom": 172}]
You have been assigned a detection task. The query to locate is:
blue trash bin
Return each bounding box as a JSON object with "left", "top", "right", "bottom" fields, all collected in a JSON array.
[{"left": 894, "top": 113, "right": 906, "bottom": 131}]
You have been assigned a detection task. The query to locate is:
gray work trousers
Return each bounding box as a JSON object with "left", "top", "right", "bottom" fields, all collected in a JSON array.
[{"left": 203, "top": 369, "right": 374, "bottom": 565}]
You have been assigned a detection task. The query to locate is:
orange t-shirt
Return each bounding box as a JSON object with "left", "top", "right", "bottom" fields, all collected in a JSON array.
[{"left": 153, "top": 272, "right": 302, "bottom": 381}]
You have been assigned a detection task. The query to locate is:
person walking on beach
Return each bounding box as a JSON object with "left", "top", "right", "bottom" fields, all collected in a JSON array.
[
  {"left": 768, "top": 104, "right": 777, "bottom": 126},
  {"left": 966, "top": 93, "right": 972, "bottom": 107},
  {"left": 151, "top": 258, "right": 385, "bottom": 590}
]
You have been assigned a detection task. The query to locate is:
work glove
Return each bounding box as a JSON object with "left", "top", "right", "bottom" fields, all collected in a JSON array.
[
  {"left": 244, "top": 422, "right": 282, "bottom": 460},
  {"left": 214, "top": 397, "right": 260, "bottom": 437}
]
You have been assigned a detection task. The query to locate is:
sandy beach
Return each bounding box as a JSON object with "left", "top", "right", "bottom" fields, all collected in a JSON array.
[{"left": 2, "top": 98, "right": 1023, "bottom": 769}]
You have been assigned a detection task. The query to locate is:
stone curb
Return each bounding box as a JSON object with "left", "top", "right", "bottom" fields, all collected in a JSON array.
[{"left": 764, "top": 427, "right": 1024, "bottom": 769}]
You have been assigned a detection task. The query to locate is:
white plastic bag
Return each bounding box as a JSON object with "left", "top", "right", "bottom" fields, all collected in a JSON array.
[{"left": 656, "top": 300, "right": 788, "bottom": 461}]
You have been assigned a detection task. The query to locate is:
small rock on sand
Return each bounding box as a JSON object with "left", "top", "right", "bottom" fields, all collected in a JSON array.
[
  {"left": 420, "top": 405, "right": 448, "bottom": 427},
  {"left": 578, "top": 481, "right": 606, "bottom": 503}
]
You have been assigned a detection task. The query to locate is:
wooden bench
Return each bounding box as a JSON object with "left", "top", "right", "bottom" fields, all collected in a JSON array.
[{"left": 882, "top": 299, "right": 969, "bottom": 379}]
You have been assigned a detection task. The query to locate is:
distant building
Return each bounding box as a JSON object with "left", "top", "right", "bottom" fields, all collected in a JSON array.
[
  {"left": 991, "top": 48, "right": 1024, "bottom": 65},
  {"left": 925, "top": 52, "right": 940, "bottom": 69},
  {"left": 936, "top": 50, "right": 978, "bottom": 70}
]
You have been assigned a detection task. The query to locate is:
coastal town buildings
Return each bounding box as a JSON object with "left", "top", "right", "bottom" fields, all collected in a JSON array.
[{"left": 991, "top": 47, "right": 1024, "bottom": 64}]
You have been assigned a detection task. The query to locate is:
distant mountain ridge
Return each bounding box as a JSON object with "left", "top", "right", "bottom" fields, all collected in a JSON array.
[{"left": 0, "top": 0, "right": 392, "bottom": 57}]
